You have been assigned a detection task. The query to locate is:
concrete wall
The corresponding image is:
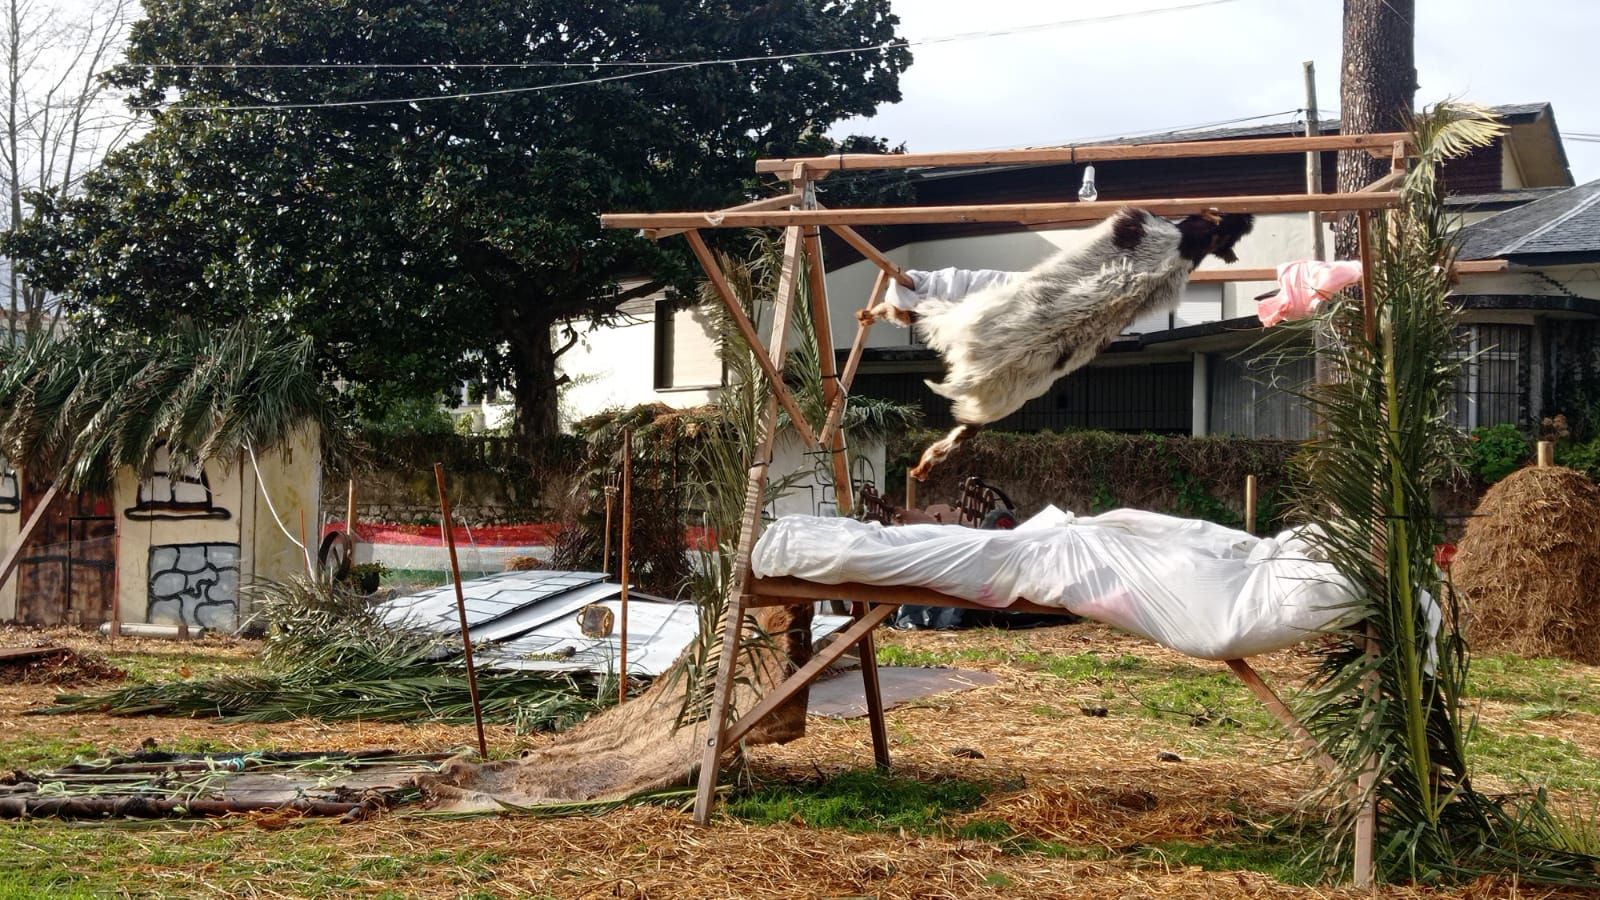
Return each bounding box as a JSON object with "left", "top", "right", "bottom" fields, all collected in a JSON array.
[{"left": 111, "top": 428, "right": 321, "bottom": 631}]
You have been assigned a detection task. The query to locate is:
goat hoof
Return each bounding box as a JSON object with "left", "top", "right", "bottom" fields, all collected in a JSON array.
[{"left": 908, "top": 463, "right": 931, "bottom": 482}]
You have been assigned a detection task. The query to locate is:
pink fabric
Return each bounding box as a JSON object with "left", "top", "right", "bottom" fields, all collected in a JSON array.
[{"left": 1257, "top": 259, "right": 1363, "bottom": 326}]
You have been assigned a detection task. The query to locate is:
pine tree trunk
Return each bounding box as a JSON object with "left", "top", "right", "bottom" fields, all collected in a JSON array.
[{"left": 1334, "top": 0, "right": 1417, "bottom": 260}]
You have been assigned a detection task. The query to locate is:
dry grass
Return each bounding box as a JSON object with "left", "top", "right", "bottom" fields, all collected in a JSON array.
[
  {"left": 2, "top": 622, "right": 1598, "bottom": 898},
  {"left": 1454, "top": 466, "right": 1600, "bottom": 664}
]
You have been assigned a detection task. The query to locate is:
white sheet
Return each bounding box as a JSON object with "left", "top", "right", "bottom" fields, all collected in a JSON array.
[
  {"left": 886, "top": 266, "right": 1018, "bottom": 311},
  {"left": 752, "top": 507, "right": 1364, "bottom": 660}
]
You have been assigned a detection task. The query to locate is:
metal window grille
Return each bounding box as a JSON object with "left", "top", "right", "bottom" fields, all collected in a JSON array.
[
  {"left": 1449, "top": 324, "right": 1530, "bottom": 431},
  {"left": 1208, "top": 351, "right": 1314, "bottom": 440}
]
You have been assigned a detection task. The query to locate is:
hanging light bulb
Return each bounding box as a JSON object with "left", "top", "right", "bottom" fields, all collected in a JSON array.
[{"left": 1077, "top": 165, "right": 1098, "bottom": 202}]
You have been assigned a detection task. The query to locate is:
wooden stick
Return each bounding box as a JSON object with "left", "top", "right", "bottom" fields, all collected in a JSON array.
[
  {"left": 646, "top": 191, "right": 802, "bottom": 239},
  {"left": 433, "top": 463, "right": 489, "bottom": 759},
  {"left": 904, "top": 470, "right": 918, "bottom": 512},
  {"left": 601, "top": 483, "right": 615, "bottom": 576},
  {"left": 720, "top": 602, "right": 900, "bottom": 748},
  {"left": 345, "top": 479, "right": 358, "bottom": 544},
  {"left": 618, "top": 429, "right": 632, "bottom": 702},
  {"left": 693, "top": 224, "right": 807, "bottom": 825},
  {"left": 803, "top": 227, "right": 854, "bottom": 516},
  {"left": 1225, "top": 659, "right": 1338, "bottom": 776},
  {"left": 818, "top": 271, "right": 890, "bottom": 456},
  {"left": 753, "top": 131, "right": 1413, "bottom": 175},
  {"left": 856, "top": 603, "right": 892, "bottom": 770},
  {"left": 826, "top": 224, "right": 914, "bottom": 288},
  {"left": 1189, "top": 259, "right": 1504, "bottom": 283},
  {"left": 1244, "top": 475, "right": 1258, "bottom": 536},
  {"left": 1537, "top": 441, "right": 1555, "bottom": 467},
  {"left": 684, "top": 229, "right": 820, "bottom": 448},
  {"left": 601, "top": 191, "right": 1404, "bottom": 230}
]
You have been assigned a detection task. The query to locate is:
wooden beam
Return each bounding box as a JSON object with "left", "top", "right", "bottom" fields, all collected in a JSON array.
[
  {"left": 827, "top": 224, "right": 914, "bottom": 288},
  {"left": 647, "top": 191, "right": 802, "bottom": 239},
  {"left": 856, "top": 612, "right": 892, "bottom": 770},
  {"left": 720, "top": 602, "right": 901, "bottom": 749},
  {"left": 750, "top": 575, "right": 1066, "bottom": 617},
  {"left": 819, "top": 272, "right": 890, "bottom": 455},
  {"left": 601, "top": 192, "right": 1402, "bottom": 231},
  {"left": 803, "top": 227, "right": 855, "bottom": 516},
  {"left": 753, "top": 132, "right": 1413, "bottom": 175},
  {"left": 693, "top": 224, "right": 807, "bottom": 826},
  {"left": 683, "top": 230, "right": 819, "bottom": 449},
  {"left": 1225, "top": 659, "right": 1337, "bottom": 777},
  {"left": 0, "top": 482, "right": 59, "bottom": 597},
  {"left": 1188, "top": 258, "right": 1506, "bottom": 284}
]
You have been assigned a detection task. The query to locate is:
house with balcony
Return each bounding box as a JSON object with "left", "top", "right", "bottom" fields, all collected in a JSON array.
[{"left": 560, "top": 103, "right": 1592, "bottom": 445}]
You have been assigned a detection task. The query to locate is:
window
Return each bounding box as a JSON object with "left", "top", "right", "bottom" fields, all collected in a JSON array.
[
  {"left": 126, "top": 445, "right": 230, "bottom": 520},
  {"left": 1450, "top": 324, "right": 1530, "bottom": 431},
  {"left": 653, "top": 300, "right": 724, "bottom": 391},
  {"left": 0, "top": 457, "right": 16, "bottom": 513},
  {"left": 1208, "top": 350, "right": 1314, "bottom": 440}
]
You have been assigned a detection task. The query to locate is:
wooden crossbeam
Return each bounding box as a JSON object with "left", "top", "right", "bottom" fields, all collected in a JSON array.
[
  {"left": 648, "top": 191, "right": 802, "bottom": 239},
  {"left": 0, "top": 482, "right": 59, "bottom": 598},
  {"left": 754, "top": 132, "right": 1413, "bottom": 175},
  {"left": 601, "top": 192, "right": 1401, "bottom": 231},
  {"left": 827, "top": 224, "right": 914, "bottom": 288},
  {"left": 1188, "top": 258, "right": 1508, "bottom": 284},
  {"left": 720, "top": 602, "right": 901, "bottom": 749},
  {"left": 684, "top": 230, "right": 819, "bottom": 449}
]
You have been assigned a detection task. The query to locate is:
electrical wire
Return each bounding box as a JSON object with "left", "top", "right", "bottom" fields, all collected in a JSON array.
[{"left": 133, "top": 0, "right": 1243, "bottom": 113}]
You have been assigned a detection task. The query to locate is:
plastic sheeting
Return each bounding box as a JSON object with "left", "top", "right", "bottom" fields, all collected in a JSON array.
[{"left": 752, "top": 507, "right": 1365, "bottom": 661}]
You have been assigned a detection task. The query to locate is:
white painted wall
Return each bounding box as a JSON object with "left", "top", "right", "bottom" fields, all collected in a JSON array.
[{"left": 558, "top": 303, "right": 719, "bottom": 428}]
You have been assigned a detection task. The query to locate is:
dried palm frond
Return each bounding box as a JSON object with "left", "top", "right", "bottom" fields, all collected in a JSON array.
[
  {"left": 37, "top": 579, "right": 609, "bottom": 732},
  {"left": 0, "top": 320, "right": 351, "bottom": 491}
]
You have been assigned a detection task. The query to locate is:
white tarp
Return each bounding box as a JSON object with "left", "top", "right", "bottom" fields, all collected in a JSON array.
[{"left": 753, "top": 507, "right": 1365, "bottom": 660}]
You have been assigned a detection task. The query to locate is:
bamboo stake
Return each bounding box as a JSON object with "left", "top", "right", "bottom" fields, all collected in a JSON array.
[
  {"left": 1537, "top": 441, "right": 1555, "bottom": 467},
  {"left": 1353, "top": 209, "right": 1379, "bottom": 890},
  {"left": 1244, "top": 475, "right": 1258, "bottom": 536},
  {"left": 1303, "top": 61, "right": 1326, "bottom": 261},
  {"left": 618, "top": 428, "right": 633, "bottom": 703},
  {"left": 601, "top": 482, "right": 616, "bottom": 575},
  {"left": 433, "top": 462, "right": 489, "bottom": 759},
  {"left": 345, "top": 479, "right": 357, "bottom": 543}
]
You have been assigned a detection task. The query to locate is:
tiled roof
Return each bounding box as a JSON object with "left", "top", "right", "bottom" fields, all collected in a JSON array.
[{"left": 1456, "top": 178, "right": 1600, "bottom": 261}]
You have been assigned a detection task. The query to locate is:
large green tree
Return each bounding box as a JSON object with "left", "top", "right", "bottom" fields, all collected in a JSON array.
[{"left": 4, "top": 0, "right": 910, "bottom": 441}]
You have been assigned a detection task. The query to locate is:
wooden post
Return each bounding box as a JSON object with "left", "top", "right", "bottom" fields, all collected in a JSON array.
[
  {"left": 1244, "top": 475, "right": 1258, "bottom": 536},
  {"left": 904, "top": 470, "right": 918, "bottom": 513},
  {"left": 618, "top": 428, "right": 632, "bottom": 703},
  {"left": 1537, "top": 441, "right": 1555, "bottom": 468},
  {"left": 433, "top": 463, "right": 489, "bottom": 759},
  {"left": 802, "top": 221, "right": 854, "bottom": 516},
  {"left": 693, "top": 220, "right": 807, "bottom": 825},
  {"left": 856, "top": 602, "right": 892, "bottom": 770},
  {"left": 602, "top": 482, "right": 616, "bottom": 576},
  {"left": 1303, "top": 61, "right": 1326, "bottom": 261},
  {"left": 345, "top": 479, "right": 358, "bottom": 543}
]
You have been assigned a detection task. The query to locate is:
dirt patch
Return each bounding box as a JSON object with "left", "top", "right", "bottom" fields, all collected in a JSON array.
[{"left": 0, "top": 646, "right": 126, "bottom": 686}]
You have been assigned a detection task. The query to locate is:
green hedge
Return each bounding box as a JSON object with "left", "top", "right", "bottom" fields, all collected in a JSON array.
[{"left": 887, "top": 429, "right": 1303, "bottom": 531}]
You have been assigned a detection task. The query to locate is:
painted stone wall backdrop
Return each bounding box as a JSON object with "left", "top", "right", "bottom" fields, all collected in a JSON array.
[{"left": 146, "top": 542, "right": 241, "bottom": 629}]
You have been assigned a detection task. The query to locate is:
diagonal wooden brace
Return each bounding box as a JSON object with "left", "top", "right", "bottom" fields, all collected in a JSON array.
[
  {"left": 684, "top": 230, "right": 819, "bottom": 449},
  {"left": 817, "top": 271, "right": 890, "bottom": 453},
  {"left": 721, "top": 601, "right": 900, "bottom": 749}
]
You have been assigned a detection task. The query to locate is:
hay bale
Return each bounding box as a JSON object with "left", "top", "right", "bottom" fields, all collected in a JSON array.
[{"left": 1453, "top": 465, "right": 1600, "bottom": 663}]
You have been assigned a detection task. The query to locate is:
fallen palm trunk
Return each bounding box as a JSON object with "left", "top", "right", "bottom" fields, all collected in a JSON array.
[{"left": 0, "top": 794, "right": 378, "bottom": 821}]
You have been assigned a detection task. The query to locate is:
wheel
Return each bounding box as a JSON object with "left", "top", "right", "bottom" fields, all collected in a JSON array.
[
  {"left": 318, "top": 531, "right": 355, "bottom": 584},
  {"left": 979, "top": 508, "right": 1018, "bottom": 530}
]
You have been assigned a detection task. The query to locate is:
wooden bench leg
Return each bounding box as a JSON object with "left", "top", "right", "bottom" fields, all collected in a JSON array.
[
  {"left": 856, "top": 604, "right": 892, "bottom": 770},
  {"left": 692, "top": 595, "right": 747, "bottom": 825}
]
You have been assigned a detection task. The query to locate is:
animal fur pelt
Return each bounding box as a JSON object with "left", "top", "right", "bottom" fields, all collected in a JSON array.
[{"left": 865, "top": 207, "right": 1253, "bottom": 479}]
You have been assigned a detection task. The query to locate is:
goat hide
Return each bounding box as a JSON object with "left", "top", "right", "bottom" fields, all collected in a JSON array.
[{"left": 869, "top": 207, "right": 1253, "bottom": 479}]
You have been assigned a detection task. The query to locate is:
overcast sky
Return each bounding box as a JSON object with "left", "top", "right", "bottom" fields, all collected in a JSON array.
[{"left": 830, "top": 0, "right": 1599, "bottom": 183}]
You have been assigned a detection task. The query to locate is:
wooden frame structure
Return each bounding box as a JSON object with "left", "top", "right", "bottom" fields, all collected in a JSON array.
[{"left": 600, "top": 132, "right": 1484, "bottom": 886}]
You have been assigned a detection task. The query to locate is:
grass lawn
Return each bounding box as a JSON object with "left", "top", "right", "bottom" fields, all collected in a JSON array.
[{"left": 2, "top": 623, "right": 1598, "bottom": 898}]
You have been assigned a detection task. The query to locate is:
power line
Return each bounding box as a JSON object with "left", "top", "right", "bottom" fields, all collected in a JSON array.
[{"left": 134, "top": 0, "right": 1243, "bottom": 112}]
